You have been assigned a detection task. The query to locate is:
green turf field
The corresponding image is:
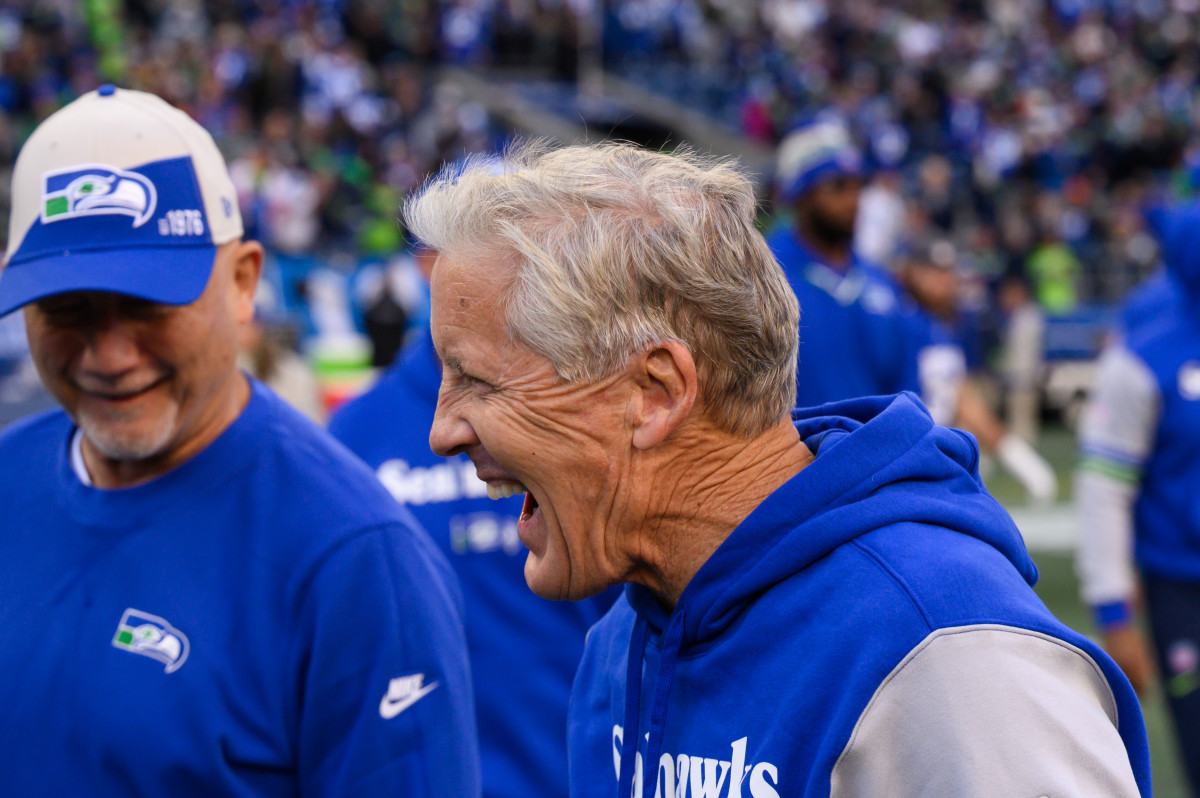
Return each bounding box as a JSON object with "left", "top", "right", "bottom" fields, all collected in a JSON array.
[{"left": 990, "top": 424, "right": 1190, "bottom": 796}]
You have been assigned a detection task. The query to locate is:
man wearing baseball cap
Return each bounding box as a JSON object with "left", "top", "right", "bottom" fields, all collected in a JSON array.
[
  {"left": 768, "top": 124, "right": 1059, "bottom": 501},
  {"left": 0, "top": 86, "right": 480, "bottom": 796},
  {"left": 767, "top": 119, "right": 945, "bottom": 414}
]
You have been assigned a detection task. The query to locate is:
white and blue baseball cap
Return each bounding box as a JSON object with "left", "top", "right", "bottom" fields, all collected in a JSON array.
[
  {"left": 0, "top": 85, "right": 243, "bottom": 317},
  {"left": 775, "top": 119, "right": 864, "bottom": 202}
]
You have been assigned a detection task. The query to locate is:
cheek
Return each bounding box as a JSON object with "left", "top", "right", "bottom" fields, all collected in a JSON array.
[
  {"left": 478, "top": 406, "right": 536, "bottom": 456},
  {"left": 195, "top": 334, "right": 237, "bottom": 387},
  {"left": 159, "top": 314, "right": 238, "bottom": 388},
  {"left": 25, "top": 327, "right": 76, "bottom": 376}
]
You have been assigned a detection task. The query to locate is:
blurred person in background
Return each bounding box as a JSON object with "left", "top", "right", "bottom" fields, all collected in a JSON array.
[
  {"left": 1118, "top": 203, "right": 1190, "bottom": 343},
  {"left": 1076, "top": 203, "right": 1200, "bottom": 795},
  {"left": 852, "top": 168, "right": 906, "bottom": 265},
  {"left": 1027, "top": 221, "right": 1083, "bottom": 317},
  {"left": 996, "top": 272, "right": 1046, "bottom": 444},
  {"left": 351, "top": 244, "right": 432, "bottom": 368},
  {"left": 899, "top": 238, "right": 1058, "bottom": 502},
  {"left": 766, "top": 119, "right": 962, "bottom": 423},
  {"left": 767, "top": 119, "right": 1057, "bottom": 502},
  {"left": 357, "top": 256, "right": 416, "bottom": 368},
  {"left": 237, "top": 304, "right": 324, "bottom": 424},
  {"left": 330, "top": 238, "right": 618, "bottom": 798},
  {"left": 0, "top": 87, "right": 478, "bottom": 796}
]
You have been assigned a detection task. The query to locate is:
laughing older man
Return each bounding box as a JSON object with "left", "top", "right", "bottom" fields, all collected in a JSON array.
[
  {"left": 0, "top": 86, "right": 477, "bottom": 797},
  {"left": 408, "top": 141, "right": 1149, "bottom": 798}
]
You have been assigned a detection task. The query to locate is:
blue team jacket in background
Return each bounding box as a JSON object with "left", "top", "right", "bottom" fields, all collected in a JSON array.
[
  {"left": 570, "top": 393, "right": 1150, "bottom": 797},
  {"left": 1125, "top": 301, "right": 1200, "bottom": 582},
  {"left": 330, "top": 330, "right": 617, "bottom": 798},
  {"left": 0, "top": 380, "right": 479, "bottom": 796},
  {"left": 1124, "top": 206, "right": 1200, "bottom": 582},
  {"left": 1117, "top": 269, "right": 1174, "bottom": 337},
  {"left": 766, "top": 226, "right": 936, "bottom": 408}
]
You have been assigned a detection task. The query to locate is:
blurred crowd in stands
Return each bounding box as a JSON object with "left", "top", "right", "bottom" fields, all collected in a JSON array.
[
  {"left": 0, "top": 0, "right": 505, "bottom": 421},
  {"left": 2, "top": 0, "right": 1198, "bottom": 427},
  {"left": 0, "top": 0, "right": 500, "bottom": 258},
  {"left": 598, "top": 0, "right": 1198, "bottom": 309},
  {"left": 471, "top": 0, "right": 1200, "bottom": 311}
]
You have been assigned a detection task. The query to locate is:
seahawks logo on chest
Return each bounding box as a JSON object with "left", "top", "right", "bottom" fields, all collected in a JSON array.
[{"left": 111, "top": 608, "right": 190, "bottom": 673}]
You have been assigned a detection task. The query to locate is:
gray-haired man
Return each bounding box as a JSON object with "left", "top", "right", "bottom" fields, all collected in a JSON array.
[{"left": 410, "top": 141, "right": 1148, "bottom": 797}]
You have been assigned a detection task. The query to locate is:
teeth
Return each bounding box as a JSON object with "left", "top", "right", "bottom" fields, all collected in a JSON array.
[{"left": 486, "top": 481, "right": 526, "bottom": 500}]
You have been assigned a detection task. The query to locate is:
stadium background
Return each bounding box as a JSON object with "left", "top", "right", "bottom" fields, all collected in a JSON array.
[{"left": 0, "top": 0, "right": 1191, "bottom": 791}]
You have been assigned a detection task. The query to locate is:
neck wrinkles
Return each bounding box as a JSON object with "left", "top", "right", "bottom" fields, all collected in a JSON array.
[{"left": 620, "top": 420, "right": 814, "bottom": 610}]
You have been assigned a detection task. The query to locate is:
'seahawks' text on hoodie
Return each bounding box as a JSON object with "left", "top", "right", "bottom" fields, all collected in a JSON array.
[{"left": 569, "top": 393, "right": 1151, "bottom": 798}]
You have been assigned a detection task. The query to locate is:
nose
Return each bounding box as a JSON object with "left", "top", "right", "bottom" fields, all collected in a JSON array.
[
  {"left": 80, "top": 317, "right": 143, "bottom": 376},
  {"left": 429, "top": 390, "right": 479, "bottom": 458}
]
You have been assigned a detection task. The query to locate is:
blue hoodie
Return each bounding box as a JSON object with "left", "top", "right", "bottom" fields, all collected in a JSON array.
[
  {"left": 570, "top": 394, "right": 1150, "bottom": 797},
  {"left": 1116, "top": 269, "right": 1174, "bottom": 338},
  {"left": 1156, "top": 201, "right": 1200, "bottom": 307},
  {"left": 330, "top": 331, "right": 617, "bottom": 798},
  {"left": 1124, "top": 201, "right": 1200, "bottom": 336}
]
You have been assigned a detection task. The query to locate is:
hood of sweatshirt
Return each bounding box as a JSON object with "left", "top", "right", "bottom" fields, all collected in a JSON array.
[
  {"left": 613, "top": 392, "right": 1038, "bottom": 796},
  {"left": 624, "top": 391, "right": 1035, "bottom": 640},
  {"left": 1153, "top": 201, "right": 1200, "bottom": 302}
]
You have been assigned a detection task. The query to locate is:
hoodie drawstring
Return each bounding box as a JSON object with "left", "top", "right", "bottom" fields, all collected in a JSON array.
[
  {"left": 616, "top": 609, "right": 687, "bottom": 798},
  {"left": 616, "top": 616, "right": 648, "bottom": 798}
]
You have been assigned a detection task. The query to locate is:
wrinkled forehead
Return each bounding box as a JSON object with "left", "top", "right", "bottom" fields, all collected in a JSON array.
[
  {"left": 430, "top": 249, "right": 513, "bottom": 311},
  {"left": 428, "top": 248, "right": 516, "bottom": 353}
]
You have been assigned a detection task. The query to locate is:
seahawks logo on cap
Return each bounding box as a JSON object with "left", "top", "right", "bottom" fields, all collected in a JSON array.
[{"left": 42, "top": 164, "right": 158, "bottom": 228}]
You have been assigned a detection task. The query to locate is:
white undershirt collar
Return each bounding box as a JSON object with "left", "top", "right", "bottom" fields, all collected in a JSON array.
[{"left": 70, "top": 428, "right": 93, "bottom": 486}]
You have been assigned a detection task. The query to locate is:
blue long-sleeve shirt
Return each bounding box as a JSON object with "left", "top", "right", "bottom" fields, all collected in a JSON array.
[{"left": 0, "top": 380, "right": 480, "bottom": 796}]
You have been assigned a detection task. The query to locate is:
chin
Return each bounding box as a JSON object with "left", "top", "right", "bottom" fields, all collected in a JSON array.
[
  {"left": 523, "top": 556, "right": 568, "bottom": 601},
  {"left": 524, "top": 554, "right": 613, "bottom": 602},
  {"left": 78, "top": 414, "right": 177, "bottom": 462}
]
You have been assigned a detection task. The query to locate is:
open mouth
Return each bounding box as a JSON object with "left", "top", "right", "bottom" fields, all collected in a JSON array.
[
  {"left": 483, "top": 478, "right": 541, "bottom": 527},
  {"left": 520, "top": 491, "right": 540, "bottom": 523}
]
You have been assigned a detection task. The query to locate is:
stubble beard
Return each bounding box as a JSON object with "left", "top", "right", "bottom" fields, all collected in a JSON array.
[
  {"left": 77, "top": 402, "right": 179, "bottom": 463},
  {"left": 806, "top": 207, "right": 855, "bottom": 250}
]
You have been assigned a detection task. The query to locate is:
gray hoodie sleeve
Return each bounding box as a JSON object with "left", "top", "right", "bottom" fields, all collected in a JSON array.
[
  {"left": 1075, "top": 345, "right": 1160, "bottom": 606},
  {"left": 830, "top": 625, "right": 1140, "bottom": 797}
]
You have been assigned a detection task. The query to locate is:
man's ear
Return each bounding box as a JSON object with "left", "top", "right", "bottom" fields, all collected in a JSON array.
[
  {"left": 629, "top": 340, "right": 698, "bottom": 450},
  {"left": 230, "top": 240, "right": 265, "bottom": 324}
]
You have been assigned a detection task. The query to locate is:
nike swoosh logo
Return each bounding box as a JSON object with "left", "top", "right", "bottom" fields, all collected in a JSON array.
[{"left": 379, "top": 680, "right": 439, "bottom": 719}]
